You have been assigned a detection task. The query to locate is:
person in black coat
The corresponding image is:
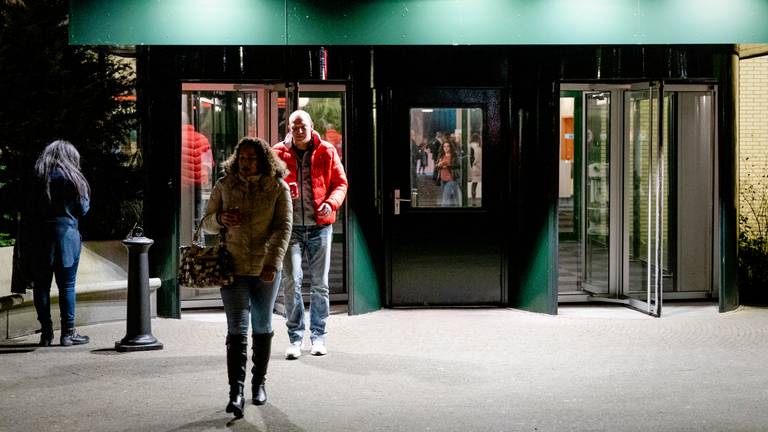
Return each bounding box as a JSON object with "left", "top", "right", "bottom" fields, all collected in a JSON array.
[{"left": 27, "top": 140, "right": 91, "bottom": 347}]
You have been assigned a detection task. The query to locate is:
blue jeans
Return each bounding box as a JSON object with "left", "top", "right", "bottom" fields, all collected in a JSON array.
[
  {"left": 221, "top": 273, "right": 281, "bottom": 336},
  {"left": 34, "top": 256, "right": 79, "bottom": 330},
  {"left": 282, "top": 224, "right": 332, "bottom": 344},
  {"left": 441, "top": 180, "right": 460, "bottom": 207}
]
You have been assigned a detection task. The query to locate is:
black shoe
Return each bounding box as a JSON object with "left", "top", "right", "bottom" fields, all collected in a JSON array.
[{"left": 60, "top": 329, "right": 89, "bottom": 346}]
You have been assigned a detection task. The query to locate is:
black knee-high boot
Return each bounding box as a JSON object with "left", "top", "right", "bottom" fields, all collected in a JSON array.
[
  {"left": 251, "top": 332, "right": 273, "bottom": 405},
  {"left": 225, "top": 334, "right": 248, "bottom": 418}
]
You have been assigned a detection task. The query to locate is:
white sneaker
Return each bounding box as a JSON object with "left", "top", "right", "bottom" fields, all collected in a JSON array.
[
  {"left": 310, "top": 340, "right": 327, "bottom": 356},
  {"left": 285, "top": 342, "right": 302, "bottom": 360}
]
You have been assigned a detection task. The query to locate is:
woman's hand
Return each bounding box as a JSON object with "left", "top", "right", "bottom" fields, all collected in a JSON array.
[
  {"left": 219, "top": 208, "right": 242, "bottom": 227},
  {"left": 259, "top": 265, "right": 277, "bottom": 282}
]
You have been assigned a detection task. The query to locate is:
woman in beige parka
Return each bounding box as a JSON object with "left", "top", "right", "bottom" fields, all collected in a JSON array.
[{"left": 202, "top": 137, "right": 292, "bottom": 418}]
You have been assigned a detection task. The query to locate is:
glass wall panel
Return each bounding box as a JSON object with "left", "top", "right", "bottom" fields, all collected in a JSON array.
[
  {"left": 583, "top": 92, "right": 610, "bottom": 294},
  {"left": 180, "top": 89, "right": 261, "bottom": 303},
  {"left": 409, "top": 107, "right": 483, "bottom": 208},
  {"left": 558, "top": 94, "right": 581, "bottom": 292}
]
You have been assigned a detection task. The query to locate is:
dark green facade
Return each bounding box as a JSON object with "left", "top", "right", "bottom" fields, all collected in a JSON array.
[
  {"left": 133, "top": 44, "right": 739, "bottom": 317},
  {"left": 68, "top": 0, "right": 757, "bottom": 317}
]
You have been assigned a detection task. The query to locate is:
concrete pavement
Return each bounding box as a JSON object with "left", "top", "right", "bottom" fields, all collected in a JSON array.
[{"left": 2, "top": 303, "right": 768, "bottom": 432}]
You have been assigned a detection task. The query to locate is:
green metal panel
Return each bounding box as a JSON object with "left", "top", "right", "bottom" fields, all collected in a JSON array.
[
  {"left": 287, "top": 0, "right": 768, "bottom": 45},
  {"left": 71, "top": 0, "right": 768, "bottom": 45},
  {"left": 154, "top": 217, "right": 181, "bottom": 319},
  {"left": 517, "top": 205, "right": 558, "bottom": 314},
  {"left": 69, "top": 0, "right": 285, "bottom": 45},
  {"left": 349, "top": 212, "right": 382, "bottom": 315}
]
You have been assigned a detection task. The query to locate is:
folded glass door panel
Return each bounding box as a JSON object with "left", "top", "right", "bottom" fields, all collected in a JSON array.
[{"left": 624, "top": 82, "right": 663, "bottom": 316}]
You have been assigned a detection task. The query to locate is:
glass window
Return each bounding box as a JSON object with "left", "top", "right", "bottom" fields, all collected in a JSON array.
[{"left": 409, "top": 107, "right": 482, "bottom": 208}]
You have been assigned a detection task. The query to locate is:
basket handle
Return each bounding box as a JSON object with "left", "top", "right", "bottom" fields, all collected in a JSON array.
[{"left": 194, "top": 214, "right": 227, "bottom": 246}]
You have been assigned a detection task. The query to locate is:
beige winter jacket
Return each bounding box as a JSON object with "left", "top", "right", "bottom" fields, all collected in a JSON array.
[{"left": 201, "top": 173, "right": 292, "bottom": 276}]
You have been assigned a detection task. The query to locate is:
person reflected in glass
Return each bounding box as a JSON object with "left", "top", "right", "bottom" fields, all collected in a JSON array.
[
  {"left": 181, "top": 111, "right": 213, "bottom": 209},
  {"left": 418, "top": 137, "right": 429, "bottom": 176},
  {"left": 23, "top": 140, "right": 91, "bottom": 347},
  {"left": 436, "top": 140, "right": 460, "bottom": 207},
  {"left": 469, "top": 132, "right": 482, "bottom": 206},
  {"left": 202, "top": 137, "right": 292, "bottom": 417},
  {"left": 410, "top": 130, "right": 420, "bottom": 186},
  {"left": 429, "top": 131, "right": 444, "bottom": 185}
]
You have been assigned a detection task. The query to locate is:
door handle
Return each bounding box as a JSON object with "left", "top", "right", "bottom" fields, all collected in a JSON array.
[{"left": 394, "top": 189, "right": 410, "bottom": 215}]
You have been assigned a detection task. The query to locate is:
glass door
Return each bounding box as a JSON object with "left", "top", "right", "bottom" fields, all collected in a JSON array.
[
  {"left": 623, "top": 82, "right": 664, "bottom": 316},
  {"left": 269, "top": 84, "right": 349, "bottom": 306},
  {"left": 385, "top": 88, "right": 503, "bottom": 306},
  {"left": 560, "top": 83, "right": 716, "bottom": 316}
]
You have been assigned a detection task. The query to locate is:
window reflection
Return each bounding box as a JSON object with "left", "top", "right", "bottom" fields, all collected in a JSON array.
[{"left": 409, "top": 107, "right": 482, "bottom": 208}]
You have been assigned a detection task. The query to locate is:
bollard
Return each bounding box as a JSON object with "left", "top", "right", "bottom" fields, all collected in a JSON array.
[{"left": 116, "top": 227, "right": 163, "bottom": 352}]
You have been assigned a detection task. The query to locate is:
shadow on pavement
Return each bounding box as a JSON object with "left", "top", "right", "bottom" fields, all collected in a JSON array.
[
  {"left": 0, "top": 342, "right": 39, "bottom": 354},
  {"left": 164, "top": 403, "right": 305, "bottom": 432}
]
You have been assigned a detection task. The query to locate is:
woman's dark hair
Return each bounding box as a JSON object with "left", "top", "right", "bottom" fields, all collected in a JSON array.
[
  {"left": 223, "top": 137, "right": 287, "bottom": 178},
  {"left": 34, "top": 140, "right": 90, "bottom": 202}
]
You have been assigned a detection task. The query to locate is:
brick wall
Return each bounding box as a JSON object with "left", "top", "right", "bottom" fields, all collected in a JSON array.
[{"left": 739, "top": 55, "right": 768, "bottom": 231}]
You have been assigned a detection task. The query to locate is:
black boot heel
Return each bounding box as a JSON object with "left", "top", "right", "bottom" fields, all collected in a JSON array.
[
  {"left": 38, "top": 323, "right": 54, "bottom": 347},
  {"left": 225, "top": 389, "right": 245, "bottom": 418},
  {"left": 39, "top": 332, "right": 54, "bottom": 347}
]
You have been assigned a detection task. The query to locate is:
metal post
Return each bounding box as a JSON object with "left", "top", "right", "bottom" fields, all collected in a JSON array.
[{"left": 115, "top": 227, "right": 163, "bottom": 352}]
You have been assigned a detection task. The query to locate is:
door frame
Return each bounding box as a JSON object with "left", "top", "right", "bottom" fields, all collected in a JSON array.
[
  {"left": 279, "top": 83, "right": 351, "bottom": 308},
  {"left": 177, "top": 82, "right": 352, "bottom": 310},
  {"left": 382, "top": 86, "right": 509, "bottom": 307}
]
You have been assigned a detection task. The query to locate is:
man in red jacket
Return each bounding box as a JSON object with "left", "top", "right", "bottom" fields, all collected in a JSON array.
[{"left": 273, "top": 110, "right": 348, "bottom": 359}]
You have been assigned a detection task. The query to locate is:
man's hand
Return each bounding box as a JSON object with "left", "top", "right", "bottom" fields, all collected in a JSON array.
[
  {"left": 260, "top": 265, "right": 277, "bottom": 282},
  {"left": 318, "top": 203, "right": 332, "bottom": 217}
]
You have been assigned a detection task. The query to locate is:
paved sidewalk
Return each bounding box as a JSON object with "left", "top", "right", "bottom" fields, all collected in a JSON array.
[{"left": 2, "top": 304, "right": 768, "bottom": 432}]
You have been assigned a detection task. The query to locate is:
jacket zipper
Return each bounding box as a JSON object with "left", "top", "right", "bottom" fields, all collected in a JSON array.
[{"left": 296, "top": 150, "right": 305, "bottom": 225}]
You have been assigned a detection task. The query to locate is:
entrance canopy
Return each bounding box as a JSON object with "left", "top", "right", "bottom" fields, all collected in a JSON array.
[{"left": 70, "top": 0, "right": 768, "bottom": 46}]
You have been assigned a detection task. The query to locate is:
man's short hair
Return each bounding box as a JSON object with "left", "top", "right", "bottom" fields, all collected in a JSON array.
[{"left": 289, "top": 110, "right": 313, "bottom": 127}]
